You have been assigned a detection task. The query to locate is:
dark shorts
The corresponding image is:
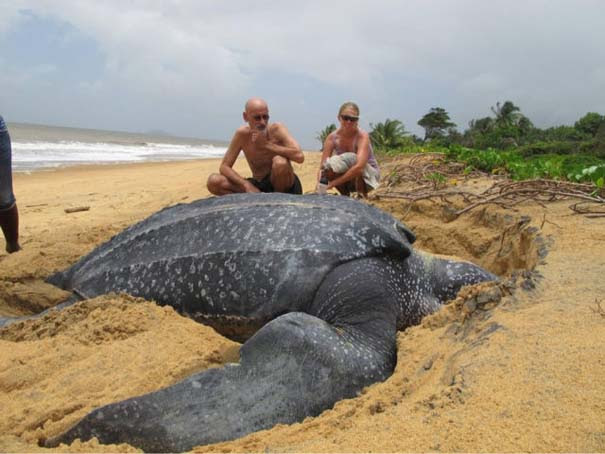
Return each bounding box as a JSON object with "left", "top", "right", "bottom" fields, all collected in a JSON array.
[{"left": 247, "top": 173, "right": 302, "bottom": 195}]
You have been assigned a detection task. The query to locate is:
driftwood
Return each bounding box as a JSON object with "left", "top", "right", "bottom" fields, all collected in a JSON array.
[
  {"left": 64, "top": 206, "right": 90, "bottom": 214},
  {"left": 377, "top": 154, "right": 605, "bottom": 219}
]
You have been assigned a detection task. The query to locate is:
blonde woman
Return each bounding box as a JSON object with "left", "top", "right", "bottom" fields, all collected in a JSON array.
[{"left": 318, "top": 102, "right": 380, "bottom": 197}]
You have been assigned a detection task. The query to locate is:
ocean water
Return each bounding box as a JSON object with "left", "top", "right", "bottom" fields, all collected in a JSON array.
[{"left": 8, "top": 122, "right": 228, "bottom": 172}]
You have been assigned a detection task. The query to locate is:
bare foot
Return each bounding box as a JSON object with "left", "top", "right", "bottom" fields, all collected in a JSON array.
[{"left": 6, "top": 242, "right": 21, "bottom": 253}]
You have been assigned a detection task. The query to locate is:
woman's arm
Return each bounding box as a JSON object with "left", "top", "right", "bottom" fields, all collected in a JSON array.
[
  {"left": 319, "top": 133, "right": 335, "bottom": 180},
  {"left": 328, "top": 131, "right": 370, "bottom": 189}
]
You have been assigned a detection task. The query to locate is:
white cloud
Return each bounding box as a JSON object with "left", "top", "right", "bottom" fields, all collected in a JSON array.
[
  {"left": 0, "top": 1, "right": 27, "bottom": 35},
  {"left": 23, "top": 2, "right": 250, "bottom": 96},
  {"left": 3, "top": 0, "right": 605, "bottom": 145}
]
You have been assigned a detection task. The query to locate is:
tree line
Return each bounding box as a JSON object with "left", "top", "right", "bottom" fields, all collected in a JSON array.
[
  {"left": 316, "top": 101, "right": 605, "bottom": 186},
  {"left": 317, "top": 101, "right": 605, "bottom": 158}
]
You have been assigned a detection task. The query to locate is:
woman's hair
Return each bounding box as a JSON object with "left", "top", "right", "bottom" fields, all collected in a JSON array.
[{"left": 338, "top": 102, "right": 360, "bottom": 117}]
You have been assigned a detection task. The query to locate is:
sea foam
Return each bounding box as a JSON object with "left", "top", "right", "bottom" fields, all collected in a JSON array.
[{"left": 11, "top": 140, "right": 227, "bottom": 172}]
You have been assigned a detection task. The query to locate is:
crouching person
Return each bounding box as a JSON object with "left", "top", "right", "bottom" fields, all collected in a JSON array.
[{"left": 318, "top": 102, "right": 380, "bottom": 198}]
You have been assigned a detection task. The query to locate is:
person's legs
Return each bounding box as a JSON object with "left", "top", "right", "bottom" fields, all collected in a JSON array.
[
  {"left": 0, "top": 204, "right": 20, "bottom": 253},
  {"left": 285, "top": 174, "right": 302, "bottom": 195},
  {"left": 325, "top": 153, "right": 377, "bottom": 198},
  {"left": 206, "top": 173, "right": 245, "bottom": 196},
  {"left": 269, "top": 156, "right": 297, "bottom": 193},
  {"left": 336, "top": 182, "right": 354, "bottom": 196},
  {"left": 354, "top": 176, "right": 368, "bottom": 198},
  {"left": 325, "top": 153, "right": 357, "bottom": 196},
  {"left": 0, "top": 130, "right": 20, "bottom": 253},
  {"left": 324, "top": 168, "right": 351, "bottom": 196}
]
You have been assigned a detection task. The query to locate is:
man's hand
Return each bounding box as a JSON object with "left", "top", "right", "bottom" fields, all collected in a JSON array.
[{"left": 251, "top": 128, "right": 269, "bottom": 148}]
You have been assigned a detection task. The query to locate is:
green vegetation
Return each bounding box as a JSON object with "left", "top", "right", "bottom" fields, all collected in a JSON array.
[
  {"left": 575, "top": 112, "right": 605, "bottom": 136},
  {"left": 418, "top": 107, "right": 456, "bottom": 141},
  {"left": 443, "top": 145, "right": 605, "bottom": 186},
  {"left": 424, "top": 171, "right": 447, "bottom": 189},
  {"left": 358, "top": 101, "right": 605, "bottom": 186},
  {"left": 369, "top": 118, "right": 410, "bottom": 151},
  {"left": 315, "top": 102, "right": 605, "bottom": 186},
  {"left": 315, "top": 123, "right": 337, "bottom": 150}
]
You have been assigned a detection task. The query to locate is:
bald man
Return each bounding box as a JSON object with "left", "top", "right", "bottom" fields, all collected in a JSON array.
[{"left": 207, "top": 98, "right": 304, "bottom": 195}]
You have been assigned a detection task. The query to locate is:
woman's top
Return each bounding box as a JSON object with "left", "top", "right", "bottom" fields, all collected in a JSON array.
[
  {"left": 0, "top": 115, "right": 6, "bottom": 132},
  {"left": 330, "top": 131, "right": 379, "bottom": 170}
]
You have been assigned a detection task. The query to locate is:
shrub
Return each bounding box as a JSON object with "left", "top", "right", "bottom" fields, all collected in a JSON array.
[
  {"left": 518, "top": 141, "right": 576, "bottom": 157},
  {"left": 578, "top": 140, "right": 605, "bottom": 159}
]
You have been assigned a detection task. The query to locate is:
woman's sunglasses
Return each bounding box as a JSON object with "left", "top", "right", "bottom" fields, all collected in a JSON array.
[
  {"left": 341, "top": 115, "right": 359, "bottom": 122},
  {"left": 253, "top": 114, "right": 270, "bottom": 121}
]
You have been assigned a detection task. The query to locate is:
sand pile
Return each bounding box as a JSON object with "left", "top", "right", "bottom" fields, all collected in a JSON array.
[{"left": 1, "top": 154, "right": 604, "bottom": 452}]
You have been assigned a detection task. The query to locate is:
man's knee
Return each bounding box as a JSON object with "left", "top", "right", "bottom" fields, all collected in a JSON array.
[
  {"left": 271, "top": 156, "right": 291, "bottom": 175},
  {"left": 206, "top": 173, "right": 225, "bottom": 193}
]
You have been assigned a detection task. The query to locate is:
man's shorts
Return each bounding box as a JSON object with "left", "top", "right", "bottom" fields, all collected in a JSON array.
[{"left": 247, "top": 173, "right": 303, "bottom": 195}]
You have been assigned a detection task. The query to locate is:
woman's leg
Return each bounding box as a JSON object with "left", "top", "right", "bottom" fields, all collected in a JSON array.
[
  {"left": 354, "top": 176, "right": 368, "bottom": 198},
  {"left": 325, "top": 168, "right": 352, "bottom": 196}
]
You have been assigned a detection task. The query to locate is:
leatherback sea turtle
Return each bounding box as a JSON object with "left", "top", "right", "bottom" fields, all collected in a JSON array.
[{"left": 42, "top": 193, "right": 496, "bottom": 452}]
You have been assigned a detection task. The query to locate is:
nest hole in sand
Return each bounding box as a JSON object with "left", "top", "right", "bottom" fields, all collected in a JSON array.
[{"left": 373, "top": 198, "right": 549, "bottom": 277}]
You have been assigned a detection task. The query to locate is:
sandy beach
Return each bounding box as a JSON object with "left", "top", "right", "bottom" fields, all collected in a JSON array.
[{"left": 1, "top": 152, "right": 604, "bottom": 452}]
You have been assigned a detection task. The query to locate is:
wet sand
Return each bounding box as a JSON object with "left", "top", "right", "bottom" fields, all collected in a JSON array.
[{"left": 1, "top": 153, "right": 604, "bottom": 452}]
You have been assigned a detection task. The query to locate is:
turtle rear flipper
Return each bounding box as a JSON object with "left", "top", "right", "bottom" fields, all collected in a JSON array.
[{"left": 45, "top": 262, "right": 400, "bottom": 452}]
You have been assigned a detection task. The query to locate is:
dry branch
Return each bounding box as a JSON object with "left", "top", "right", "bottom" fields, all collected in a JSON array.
[
  {"left": 591, "top": 300, "right": 605, "bottom": 318},
  {"left": 64, "top": 206, "right": 90, "bottom": 214},
  {"left": 377, "top": 155, "right": 605, "bottom": 219}
]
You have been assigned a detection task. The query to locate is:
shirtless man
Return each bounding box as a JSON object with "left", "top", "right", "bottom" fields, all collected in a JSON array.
[{"left": 206, "top": 98, "right": 304, "bottom": 195}]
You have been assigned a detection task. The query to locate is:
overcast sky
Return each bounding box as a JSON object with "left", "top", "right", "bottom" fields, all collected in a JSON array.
[{"left": 1, "top": 0, "right": 604, "bottom": 148}]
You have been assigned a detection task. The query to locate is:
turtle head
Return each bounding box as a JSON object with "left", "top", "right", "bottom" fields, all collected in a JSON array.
[{"left": 424, "top": 252, "right": 499, "bottom": 302}]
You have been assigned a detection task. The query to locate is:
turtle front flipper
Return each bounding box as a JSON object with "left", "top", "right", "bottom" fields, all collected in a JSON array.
[{"left": 45, "top": 264, "right": 401, "bottom": 452}]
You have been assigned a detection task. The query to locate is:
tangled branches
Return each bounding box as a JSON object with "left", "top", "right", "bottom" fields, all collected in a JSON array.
[
  {"left": 382, "top": 153, "right": 486, "bottom": 191},
  {"left": 377, "top": 154, "right": 605, "bottom": 218}
]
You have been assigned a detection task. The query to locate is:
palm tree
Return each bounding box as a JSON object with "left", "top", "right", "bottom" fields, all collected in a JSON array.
[
  {"left": 491, "top": 101, "right": 521, "bottom": 127},
  {"left": 468, "top": 117, "right": 495, "bottom": 133},
  {"left": 316, "top": 124, "right": 337, "bottom": 150},
  {"left": 369, "top": 119, "right": 408, "bottom": 150},
  {"left": 517, "top": 115, "right": 534, "bottom": 135}
]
